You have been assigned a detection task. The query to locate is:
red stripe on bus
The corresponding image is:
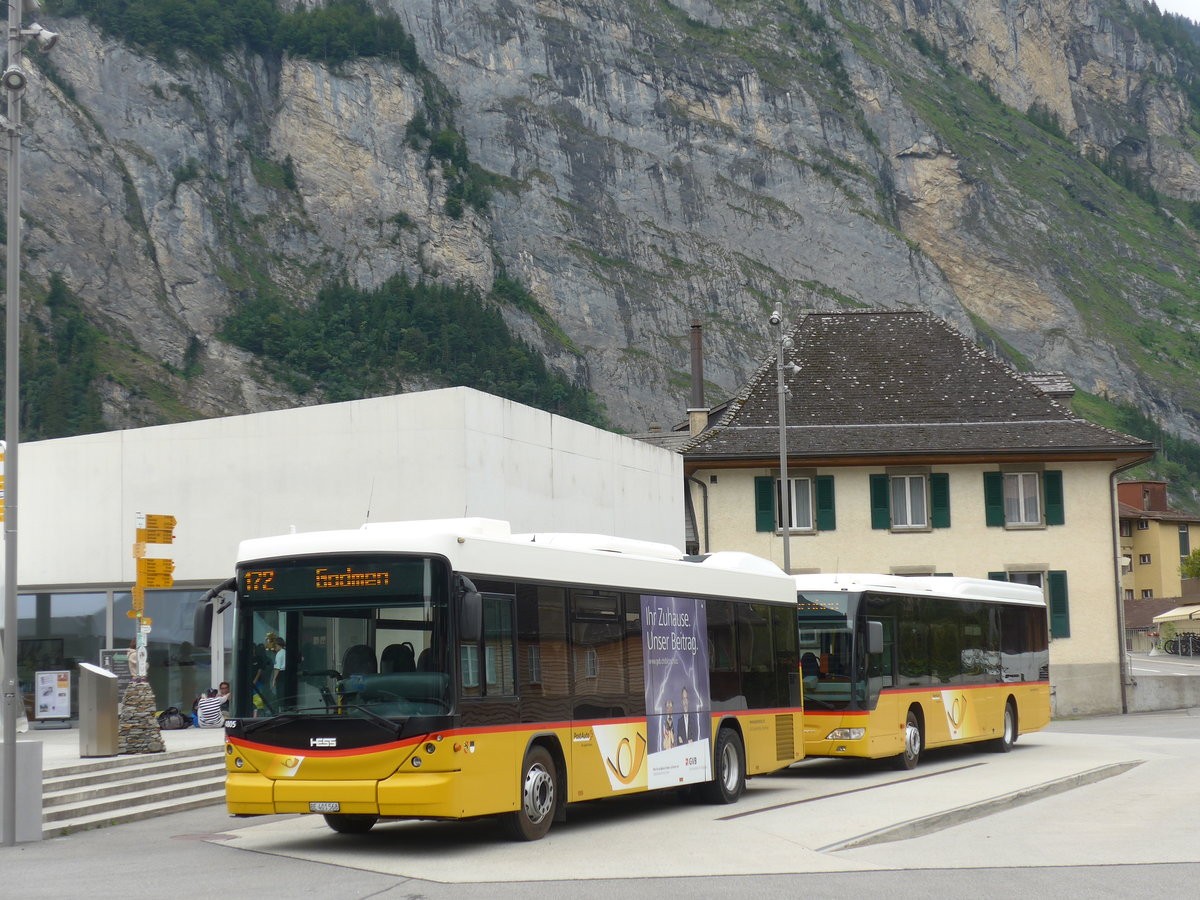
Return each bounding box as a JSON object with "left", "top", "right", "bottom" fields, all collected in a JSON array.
[{"left": 229, "top": 706, "right": 805, "bottom": 756}]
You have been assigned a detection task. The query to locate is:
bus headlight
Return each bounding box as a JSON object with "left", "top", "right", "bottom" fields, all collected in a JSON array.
[{"left": 825, "top": 728, "right": 865, "bottom": 741}]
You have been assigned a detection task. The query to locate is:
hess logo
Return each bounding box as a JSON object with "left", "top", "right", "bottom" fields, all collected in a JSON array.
[{"left": 310, "top": 737, "right": 337, "bottom": 748}]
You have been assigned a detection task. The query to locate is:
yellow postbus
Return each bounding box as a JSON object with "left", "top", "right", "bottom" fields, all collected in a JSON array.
[
  {"left": 794, "top": 574, "right": 1050, "bottom": 769},
  {"left": 216, "top": 519, "right": 803, "bottom": 839}
]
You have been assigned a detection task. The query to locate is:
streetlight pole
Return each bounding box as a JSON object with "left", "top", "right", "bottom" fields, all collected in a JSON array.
[
  {"left": 771, "top": 303, "right": 792, "bottom": 574},
  {"left": 2, "top": 0, "right": 58, "bottom": 847}
]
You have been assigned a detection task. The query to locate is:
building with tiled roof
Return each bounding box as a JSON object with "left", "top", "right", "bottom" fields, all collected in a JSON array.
[
  {"left": 1117, "top": 481, "right": 1200, "bottom": 604},
  {"left": 679, "top": 310, "right": 1155, "bottom": 717}
]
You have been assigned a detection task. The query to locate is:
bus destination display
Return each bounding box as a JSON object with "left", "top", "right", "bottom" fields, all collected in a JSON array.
[{"left": 239, "top": 559, "right": 417, "bottom": 600}]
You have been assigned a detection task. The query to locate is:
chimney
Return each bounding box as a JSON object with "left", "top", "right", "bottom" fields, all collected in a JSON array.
[{"left": 688, "top": 320, "right": 709, "bottom": 436}]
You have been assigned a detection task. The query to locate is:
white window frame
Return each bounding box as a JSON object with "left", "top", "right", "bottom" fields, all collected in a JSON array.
[
  {"left": 890, "top": 474, "right": 928, "bottom": 529},
  {"left": 1003, "top": 472, "right": 1042, "bottom": 525},
  {"left": 583, "top": 648, "right": 599, "bottom": 678},
  {"left": 528, "top": 645, "right": 542, "bottom": 685},
  {"left": 1139, "top": 553, "right": 1151, "bottom": 565},
  {"left": 460, "top": 646, "right": 479, "bottom": 688},
  {"left": 1007, "top": 571, "right": 1044, "bottom": 590},
  {"left": 775, "top": 476, "right": 814, "bottom": 531}
]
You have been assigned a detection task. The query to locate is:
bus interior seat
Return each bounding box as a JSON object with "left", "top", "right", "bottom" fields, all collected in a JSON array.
[
  {"left": 381, "top": 642, "right": 416, "bottom": 673},
  {"left": 342, "top": 644, "right": 377, "bottom": 676},
  {"left": 417, "top": 648, "right": 433, "bottom": 671}
]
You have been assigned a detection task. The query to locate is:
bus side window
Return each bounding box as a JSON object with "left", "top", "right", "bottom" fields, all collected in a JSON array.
[{"left": 483, "top": 594, "right": 516, "bottom": 696}]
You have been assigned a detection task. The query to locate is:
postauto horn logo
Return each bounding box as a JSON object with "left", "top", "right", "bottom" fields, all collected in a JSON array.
[{"left": 594, "top": 724, "right": 648, "bottom": 790}]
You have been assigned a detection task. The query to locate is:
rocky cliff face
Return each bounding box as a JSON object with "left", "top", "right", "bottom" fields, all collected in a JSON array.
[{"left": 10, "top": 0, "right": 1200, "bottom": 439}]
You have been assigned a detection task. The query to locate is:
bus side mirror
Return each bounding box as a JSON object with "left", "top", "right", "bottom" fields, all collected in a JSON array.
[
  {"left": 867, "top": 620, "right": 884, "bottom": 655},
  {"left": 457, "top": 575, "right": 482, "bottom": 643},
  {"left": 194, "top": 599, "right": 214, "bottom": 649},
  {"left": 194, "top": 577, "right": 236, "bottom": 649}
]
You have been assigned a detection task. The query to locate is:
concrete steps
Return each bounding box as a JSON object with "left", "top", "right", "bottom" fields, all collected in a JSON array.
[{"left": 42, "top": 745, "right": 226, "bottom": 838}]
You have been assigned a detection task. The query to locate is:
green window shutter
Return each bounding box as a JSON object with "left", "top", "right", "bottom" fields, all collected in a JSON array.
[
  {"left": 983, "top": 472, "right": 1005, "bottom": 526},
  {"left": 930, "top": 473, "right": 950, "bottom": 528},
  {"left": 1043, "top": 470, "right": 1064, "bottom": 526},
  {"left": 987, "top": 572, "right": 1008, "bottom": 581},
  {"left": 815, "top": 475, "right": 836, "bottom": 531},
  {"left": 869, "top": 474, "right": 890, "bottom": 530},
  {"left": 1047, "top": 570, "right": 1070, "bottom": 639},
  {"left": 754, "top": 476, "right": 776, "bottom": 532}
]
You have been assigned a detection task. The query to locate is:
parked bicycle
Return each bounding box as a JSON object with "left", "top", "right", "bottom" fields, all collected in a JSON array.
[{"left": 1160, "top": 632, "right": 1200, "bottom": 656}]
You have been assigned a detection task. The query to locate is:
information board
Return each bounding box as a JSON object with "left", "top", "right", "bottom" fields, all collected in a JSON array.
[
  {"left": 35, "top": 670, "right": 72, "bottom": 719},
  {"left": 99, "top": 648, "right": 134, "bottom": 697}
]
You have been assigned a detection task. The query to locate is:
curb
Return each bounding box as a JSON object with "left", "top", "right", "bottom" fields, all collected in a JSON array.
[{"left": 820, "top": 759, "right": 1144, "bottom": 852}]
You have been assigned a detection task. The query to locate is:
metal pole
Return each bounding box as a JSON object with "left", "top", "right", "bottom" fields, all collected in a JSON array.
[
  {"left": 773, "top": 303, "right": 790, "bottom": 574},
  {"left": 2, "top": 0, "right": 24, "bottom": 848}
]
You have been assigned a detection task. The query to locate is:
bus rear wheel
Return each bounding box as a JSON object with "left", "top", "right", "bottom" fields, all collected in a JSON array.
[
  {"left": 893, "top": 709, "right": 922, "bottom": 770},
  {"left": 504, "top": 745, "right": 557, "bottom": 841},
  {"left": 700, "top": 727, "right": 745, "bottom": 804},
  {"left": 324, "top": 813, "right": 377, "bottom": 834}
]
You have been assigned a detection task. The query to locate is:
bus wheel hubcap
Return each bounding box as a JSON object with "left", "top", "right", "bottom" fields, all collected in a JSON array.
[
  {"left": 522, "top": 763, "right": 553, "bottom": 822},
  {"left": 721, "top": 743, "right": 738, "bottom": 790},
  {"left": 905, "top": 722, "right": 920, "bottom": 758}
]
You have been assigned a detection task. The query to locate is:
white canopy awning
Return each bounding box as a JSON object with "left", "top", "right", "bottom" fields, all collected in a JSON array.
[{"left": 1152, "top": 604, "right": 1200, "bottom": 624}]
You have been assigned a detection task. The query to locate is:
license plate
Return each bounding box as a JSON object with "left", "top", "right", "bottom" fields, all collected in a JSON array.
[{"left": 309, "top": 802, "right": 340, "bottom": 813}]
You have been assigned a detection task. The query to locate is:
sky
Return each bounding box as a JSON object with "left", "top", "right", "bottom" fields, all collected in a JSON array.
[{"left": 1157, "top": 0, "right": 1200, "bottom": 23}]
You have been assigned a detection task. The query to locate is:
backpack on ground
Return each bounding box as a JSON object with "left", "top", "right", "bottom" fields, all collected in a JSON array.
[{"left": 157, "top": 706, "right": 189, "bottom": 729}]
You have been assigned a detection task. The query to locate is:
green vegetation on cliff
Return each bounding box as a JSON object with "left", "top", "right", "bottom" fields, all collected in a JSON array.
[
  {"left": 222, "top": 276, "right": 609, "bottom": 428},
  {"left": 52, "top": 0, "right": 420, "bottom": 69},
  {"left": 1, "top": 274, "right": 105, "bottom": 440}
]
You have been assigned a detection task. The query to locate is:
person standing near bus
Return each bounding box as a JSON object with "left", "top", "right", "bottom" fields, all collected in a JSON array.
[{"left": 271, "top": 636, "right": 287, "bottom": 693}]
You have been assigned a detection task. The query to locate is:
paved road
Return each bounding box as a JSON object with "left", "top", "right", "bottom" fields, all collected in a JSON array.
[
  {"left": 1127, "top": 648, "right": 1200, "bottom": 678},
  {"left": 4, "top": 708, "right": 1200, "bottom": 899}
]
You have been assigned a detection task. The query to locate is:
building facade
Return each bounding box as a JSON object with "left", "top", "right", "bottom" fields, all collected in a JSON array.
[
  {"left": 678, "top": 311, "right": 1154, "bottom": 716},
  {"left": 1117, "top": 480, "right": 1200, "bottom": 602}
]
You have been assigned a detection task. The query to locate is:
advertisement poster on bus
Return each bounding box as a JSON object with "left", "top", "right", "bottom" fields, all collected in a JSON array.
[{"left": 641, "top": 594, "right": 711, "bottom": 789}]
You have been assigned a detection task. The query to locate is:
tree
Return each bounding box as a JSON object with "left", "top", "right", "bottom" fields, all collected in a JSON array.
[{"left": 1180, "top": 547, "right": 1200, "bottom": 579}]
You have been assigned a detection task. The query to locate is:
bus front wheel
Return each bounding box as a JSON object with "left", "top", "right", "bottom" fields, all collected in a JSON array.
[
  {"left": 700, "top": 727, "right": 745, "bottom": 804},
  {"left": 893, "top": 709, "right": 922, "bottom": 770},
  {"left": 990, "top": 701, "right": 1016, "bottom": 753},
  {"left": 504, "top": 745, "right": 558, "bottom": 841},
  {"left": 324, "top": 813, "right": 377, "bottom": 834}
]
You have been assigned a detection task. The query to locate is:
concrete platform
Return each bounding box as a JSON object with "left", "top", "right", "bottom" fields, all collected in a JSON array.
[
  {"left": 213, "top": 720, "right": 1200, "bottom": 881},
  {"left": 5, "top": 721, "right": 227, "bottom": 773}
]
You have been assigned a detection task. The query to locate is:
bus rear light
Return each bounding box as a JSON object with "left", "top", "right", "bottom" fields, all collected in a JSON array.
[
  {"left": 412, "top": 757, "right": 423, "bottom": 768},
  {"left": 825, "top": 728, "right": 865, "bottom": 741},
  {"left": 425, "top": 743, "right": 437, "bottom": 754}
]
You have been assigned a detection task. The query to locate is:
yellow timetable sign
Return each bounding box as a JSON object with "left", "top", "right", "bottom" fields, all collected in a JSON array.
[
  {"left": 137, "top": 557, "right": 175, "bottom": 588},
  {"left": 136, "top": 527, "right": 175, "bottom": 545}
]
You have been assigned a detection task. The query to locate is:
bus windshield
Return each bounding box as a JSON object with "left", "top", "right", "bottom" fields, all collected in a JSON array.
[
  {"left": 797, "top": 591, "right": 861, "bottom": 711},
  {"left": 233, "top": 556, "right": 452, "bottom": 720}
]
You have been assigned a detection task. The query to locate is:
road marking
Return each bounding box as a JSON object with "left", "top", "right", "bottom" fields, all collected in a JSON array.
[{"left": 718, "top": 762, "right": 985, "bottom": 821}]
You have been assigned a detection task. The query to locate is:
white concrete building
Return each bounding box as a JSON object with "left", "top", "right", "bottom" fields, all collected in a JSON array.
[{"left": 9, "top": 387, "right": 683, "bottom": 714}]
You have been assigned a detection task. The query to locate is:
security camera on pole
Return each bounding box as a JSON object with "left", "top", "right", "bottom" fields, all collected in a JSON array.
[{"left": 3, "top": 0, "right": 60, "bottom": 847}]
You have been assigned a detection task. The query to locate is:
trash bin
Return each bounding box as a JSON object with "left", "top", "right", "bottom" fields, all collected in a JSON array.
[{"left": 78, "top": 662, "right": 119, "bottom": 757}]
